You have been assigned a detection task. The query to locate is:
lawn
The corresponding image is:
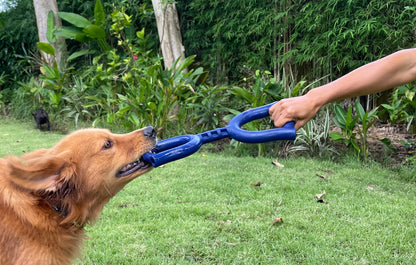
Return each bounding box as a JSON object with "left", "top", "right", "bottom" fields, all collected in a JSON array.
[{"left": 1, "top": 117, "right": 415, "bottom": 264}]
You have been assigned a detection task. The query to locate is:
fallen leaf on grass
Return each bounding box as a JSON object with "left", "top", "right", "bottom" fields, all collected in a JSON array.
[
  {"left": 316, "top": 174, "right": 326, "bottom": 179},
  {"left": 272, "top": 160, "right": 284, "bottom": 168},
  {"left": 315, "top": 190, "right": 326, "bottom": 199},
  {"left": 324, "top": 170, "right": 334, "bottom": 175},
  {"left": 317, "top": 199, "right": 328, "bottom": 204},
  {"left": 272, "top": 217, "right": 283, "bottom": 225},
  {"left": 251, "top": 182, "right": 261, "bottom": 187},
  {"left": 315, "top": 190, "right": 328, "bottom": 204}
]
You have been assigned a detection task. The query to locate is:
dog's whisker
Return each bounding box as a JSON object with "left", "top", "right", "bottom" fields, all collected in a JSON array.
[{"left": 103, "top": 182, "right": 114, "bottom": 197}]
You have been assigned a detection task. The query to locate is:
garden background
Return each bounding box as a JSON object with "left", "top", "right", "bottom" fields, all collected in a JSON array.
[{"left": 0, "top": 0, "right": 415, "bottom": 170}]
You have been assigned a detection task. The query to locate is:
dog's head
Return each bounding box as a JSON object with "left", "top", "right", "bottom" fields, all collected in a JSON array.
[{"left": 6, "top": 127, "right": 156, "bottom": 226}]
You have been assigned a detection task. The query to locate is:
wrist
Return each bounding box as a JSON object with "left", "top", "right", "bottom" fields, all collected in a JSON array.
[{"left": 306, "top": 86, "right": 331, "bottom": 111}]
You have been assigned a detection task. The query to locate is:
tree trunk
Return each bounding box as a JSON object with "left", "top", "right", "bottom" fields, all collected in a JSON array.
[
  {"left": 33, "top": 0, "right": 65, "bottom": 69},
  {"left": 151, "top": 0, "right": 186, "bottom": 70}
]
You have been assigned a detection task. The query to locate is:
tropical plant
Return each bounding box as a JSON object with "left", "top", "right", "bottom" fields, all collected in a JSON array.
[
  {"left": 186, "top": 85, "right": 229, "bottom": 133},
  {"left": 34, "top": 1, "right": 109, "bottom": 113},
  {"left": 228, "top": 70, "right": 284, "bottom": 156},
  {"left": 230, "top": 70, "right": 283, "bottom": 108},
  {"left": 113, "top": 56, "right": 204, "bottom": 137},
  {"left": 330, "top": 100, "right": 378, "bottom": 158},
  {"left": 54, "top": 0, "right": 110, "bottom": 53},
  {"left": 290, "top": 109, "right": 337, "bottom": 157},
  {"left": 60, "top": 77, "right": 92, "bottom": 128},
  {"left": 381, "top": 84, "right": 416, "bottom": 133}
]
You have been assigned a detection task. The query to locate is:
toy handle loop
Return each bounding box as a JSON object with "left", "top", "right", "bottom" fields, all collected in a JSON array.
[
  {"left": 141, "top": 135, "right": 201, "bottom": 168},
  {"left": 227, "top": 103, "right": 296, "bottom": 143}
]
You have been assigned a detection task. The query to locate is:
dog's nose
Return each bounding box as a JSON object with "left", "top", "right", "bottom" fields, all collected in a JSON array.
[{"left": 143, "top": 126, "right": 156, "bottom": 139}]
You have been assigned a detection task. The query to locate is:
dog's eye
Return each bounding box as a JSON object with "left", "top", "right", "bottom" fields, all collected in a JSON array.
[{"left": 102, "top": 139, "right": 113, "bottom": 150}]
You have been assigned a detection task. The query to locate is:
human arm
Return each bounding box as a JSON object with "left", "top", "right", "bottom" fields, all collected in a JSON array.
[{"left": 269, "top": 48, "right": 416, "bottom": 129}]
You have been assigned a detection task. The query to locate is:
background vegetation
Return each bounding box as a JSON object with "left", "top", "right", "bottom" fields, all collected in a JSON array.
[
  {"left": 178, "top": 1, "right": 416, "bottom": 84},
  {"left": 0, "top": 0, "right": 415, "bottom": 161}
]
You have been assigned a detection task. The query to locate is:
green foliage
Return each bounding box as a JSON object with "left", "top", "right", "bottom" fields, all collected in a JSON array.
[
  {"left": 178, "top": 1, "right": 416, "bottom": 84},
  {"left": 0, "top": 0, "right": 158, "bottom": 98},
  {"left": 230, "top": 70, "right": 283, "bottom": 109},
  {"left": 228, "top": 70, "right": 284, "bottom": 156},
  {"left": 0, "top": 0, "right": 39, "bottom": 94},
  {"left": 90, "top": 55, "right": 205, "bottom": 137},
  {"left": 330, "top": 104, "right": 359, "bottom": 153},
  {"left": 290, "top": 109, "right": 337, "bottom": 157},
  {"left": 37, "top": 42, "right": 55, "bottom": 56},
  {"left": 4, "top": 0, "right": 415, "bottom": 160},
  {"left": 54, "top": 0, "right": 110, "bottom": 51},
  {"left": 0, "top": 73, "right": 6, "bottom": 113},
  {"left": 381, "top": 84, "right": 416, "bottom": 133},
  {"left": 186, "top": 85, "right": 229, "bottom": 132},
  {"left": 289, "top": 1, "right": 416, "bottom": 74},
  {"left": 330, "top": 100, "right": 378, "bottom": 158},
  {"left": 28, "top": 1, "right": 205, "bottom": 138},
  {"left": 178, "top": 1, "right": 281, "bottom": 83},
  {"left": 60, "top": 77, "right": 92, "bottom": 128}
]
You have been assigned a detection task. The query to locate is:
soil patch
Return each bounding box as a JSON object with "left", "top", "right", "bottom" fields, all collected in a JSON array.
[{"left": 366, "top": 123, "right": 415, "bottom": 164}]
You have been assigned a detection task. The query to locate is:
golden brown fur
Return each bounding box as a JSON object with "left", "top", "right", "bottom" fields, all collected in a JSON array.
[{"left": 0, "top": 127, "right": 156, "bottom": 264}]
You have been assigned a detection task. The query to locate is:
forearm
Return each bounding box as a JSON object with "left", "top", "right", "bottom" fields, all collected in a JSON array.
[
  {"left": 270, "top": 48, "right": 416, "bottom": 129},
  {"left": 307, "top": 48, "right": 416, "bottom": 109}
]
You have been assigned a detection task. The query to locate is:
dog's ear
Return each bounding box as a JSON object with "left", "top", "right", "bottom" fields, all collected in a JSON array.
[{"left": 6, "top": 151, "right": 75, "bottom": 191}]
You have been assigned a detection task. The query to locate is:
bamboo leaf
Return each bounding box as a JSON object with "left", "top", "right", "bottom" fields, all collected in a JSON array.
[
  {"left": 67, "top": 49, "right": 93, "bottom": 62},
  {"left": 230, "top": 87, "right": 255, "bottom": 103}
]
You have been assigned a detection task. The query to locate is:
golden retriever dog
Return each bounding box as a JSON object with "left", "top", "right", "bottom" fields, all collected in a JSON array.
[{"left": 0, "top": 126, "right": 156, "bottom": 264}]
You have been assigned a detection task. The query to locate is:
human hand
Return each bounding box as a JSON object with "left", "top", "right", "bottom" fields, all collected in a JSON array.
[{"left": 269, "top": 94, "right": 321, "bottom": 130}]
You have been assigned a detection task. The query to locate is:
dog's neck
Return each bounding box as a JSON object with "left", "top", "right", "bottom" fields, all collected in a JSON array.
[
  {"left": 36, "top": 180, "right": 75, "bottom": 220},
  {"left": 45, "top": 198, "right": 69, "bottom": 218}
]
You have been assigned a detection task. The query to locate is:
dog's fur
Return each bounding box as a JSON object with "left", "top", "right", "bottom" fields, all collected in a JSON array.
[
  {"left": 33, "top": 109, "right": 50, "bottom": 131},
  {"left": 0, "top": 127, "right": 156, "bottom": 264}
]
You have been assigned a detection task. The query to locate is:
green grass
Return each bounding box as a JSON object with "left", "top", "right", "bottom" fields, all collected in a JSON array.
[{"left": 1, "top": 117, "right": 416, "bottom": 264}]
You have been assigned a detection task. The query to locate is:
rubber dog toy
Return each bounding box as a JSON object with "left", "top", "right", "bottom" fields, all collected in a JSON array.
[{"left": 142, "top": 102, "right": 296, "bottom": 167}]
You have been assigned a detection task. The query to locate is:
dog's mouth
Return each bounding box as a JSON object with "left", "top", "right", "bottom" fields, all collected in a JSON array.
[{"left": 116, "top": 157, "right": 151, "bottom": 178}]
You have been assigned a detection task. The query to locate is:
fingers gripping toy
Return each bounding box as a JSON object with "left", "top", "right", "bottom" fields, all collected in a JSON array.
[{"left": 142, "top": 102, "right": 296, "bottom": 167}]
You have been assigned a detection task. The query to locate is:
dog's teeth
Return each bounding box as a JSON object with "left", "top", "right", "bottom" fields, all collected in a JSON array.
[{"left": 117, "top": 157, "right": 151, "bottom": 178}]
